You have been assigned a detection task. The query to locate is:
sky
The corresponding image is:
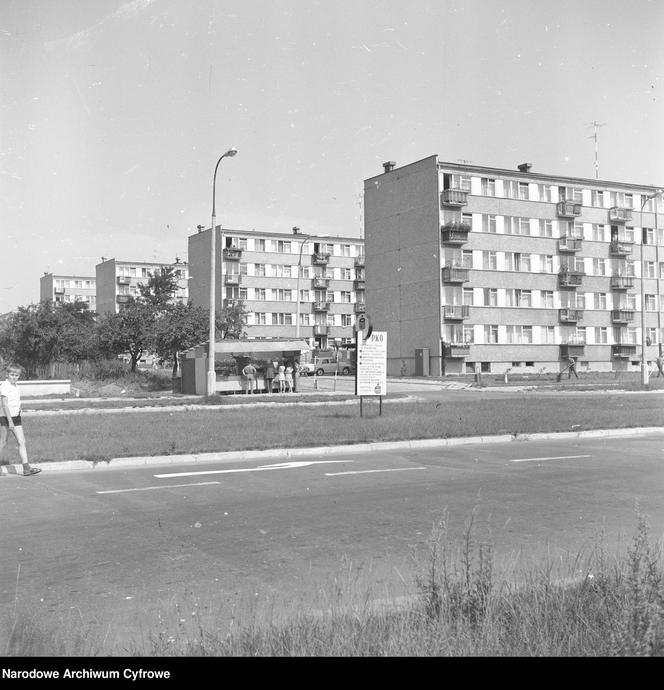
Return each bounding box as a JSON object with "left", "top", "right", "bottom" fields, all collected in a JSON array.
[{"left": 1, "top": 0, "right": 663, "bottom": 312}]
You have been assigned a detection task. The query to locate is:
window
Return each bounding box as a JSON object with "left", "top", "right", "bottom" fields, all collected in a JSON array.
[
  {"left": 539, "top": 219, "right": 553, "bottom": 237},
  {"left": 573, "top": 257, "right": 585, "bottom": 273},
  {"left": 342, "top": 244, "right": 351, "bottom": 257},
  {"left": 482, "top": 251, "right": 497, "bottom": 270},
  {"left": 645, "top": 261, "right": 656, "bottom": 278},
  {"left": 481, "top": 177, "right": 496, "bottom": 196},
  {"left": 540, "top": 255, "right": 554, "bottom": 273},
  {"left": 506, "top": 325, "right": 533, "bottom": 344},
  {"left": 572, "top": 188, "right": 583, "bottom": 203},
  {"left": 518, "top": 217, "right": 531, "bottom": 236},
  {"left": 647, "top": 327, "right": 658, "bottom": 344},
  {"left": 646, "top": 294, "right": 657, "bottom": 311},
  {"left": 273, "top": 289, "right": 293, "bottom": 301},
  {"left": 341, "top": 314, "right": 353, "bottom": 327},
  {"left": 518, "top": 290, "right": 532, "bottom": 307},
  {"left": 503, "top": 180, "right": 518, "bottom": 199},
  {"left": 592, "top": 224, "right": 606, "bottom": 242},
  {"left": 593, "top": 258, "right": 607, "bottom": 276},
  {"left": 255, "top": 312, "right": 267, "bottom": 325},
  {"left": 299, "top": 289, "right": 310, "bottom": 302},
  {"left": 325, "top": 291, "right": 335, "bottom": 302},
  {"left": 463, "top": 288, "right": 474, "bottom": 306},
  {"left": 340, "top": 291, "right": 352, "bottom": 303},
  {"left": 506, "top": 252, "right": 529, "bottom": 271},
  {"left": 342, "top": 267, "right": 352, "bottom": 280},
  {"left": 484, "top": 325, "right": 499, "bottom": 343},
  {"left": 594, "top": 293, "right": 607, "bottom": 310},
  {"left": 591, "top": 190, "right": 604, "bottom": 207},
  {"left": 254, "top": 263, "right": 266, "bottom": 277},
  {"left": 595, "top": 327, "right": 608, "bottom": 344},
  {"left": 483, "top": 288, "right": 498, "bottom": 306},
  {"left": 255, "top": 238, "right": 266, "bottom": 251},
  {"left": 643, "top": 228, "right": 655, "bottom": 245},
  {"left": 461, "top": 250, "right": 473, "bottom": 268},
  {"left": 518, "top": 182, "right": 529, "bottom": 200},
  {"left": 542, "top": 290, "right": 554, "bottom": 308},
  {"left": 538, "top": 184, "right": 553, "bottom": 202},
  {"left": 505, "top": 289, "right": 516, "bottom": 307},
  {"left": 572, "top": 222, "right": 584, "bottom": 239},
  {"left": 299, "top": 313, "right": 311, "bottom": 326},
  {"left": 659, "top": 262, "right": 664, "bottom": 279},
  {"left": 624, "top": 193, "right": 634, "bottom": 209},
  {"left": 482, "top": 214, "right": 497, "bottom": 233},
  {"left": 274, "top": 240, "right": 292, "bottom": 253},
  {"left": 254, "top": 288, "right": 266, "bottom": 300},
  {"left": 575, "top": 293, "right": 586, "bottom": 309},
  {"left": 543, "top": 326, "right": 556, "bottom": 344}
]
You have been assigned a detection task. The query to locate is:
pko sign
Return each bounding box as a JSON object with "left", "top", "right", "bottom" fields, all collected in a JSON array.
[{"left": 356, "top": 331, "right": 387, "bottom": 397}]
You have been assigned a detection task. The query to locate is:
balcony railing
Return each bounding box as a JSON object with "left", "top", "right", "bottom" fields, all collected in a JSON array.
[
  {"left": 353, "top": 278, "right": 365, "bottom": 290},
  {"left": 608, "top": 207, "right": 632, "bottom": 223},
  {"left": 558, "top": 236, "right": 582, "bottom": 252},
  {"left": 441, "top": 222, "right": 471, "bottom": 245},
  {"left": 442, "top": 265, "right": 470, "bottom": 283},
  {"left": 611, "top": 309, "right": 635, "bottom": 323},
  {"left": 354, "top": 303, "right": 366, "bottom": 313},
  {"left": 560, "top": 343, "right": 585, "bottom": 359},
  {"left": 440, "top": 189, "right": 468, "bottom": 207},
  {"left": 54, "top": 288, "right": 65, "bottom": 294},
  {"left": 116, "top": 295, "right": 131, "bottom": 303},
  {"left": 312, "top": 252, "right": 331, "bottom": 265},
  {"left": 224, "top": 275, "right": 241, "bottom": 285},
  {"left": 556, "top": 200, "right": 582, "bottom": 218},
  {"left": 313, "top": 325, "right": 328, "bottom": 336},
  {"left": 312, "top": 277, "right": 329, "bottom": 289},
  {"left": 612, "top": 344, "right": 638, "bottom": 358},
  {"left": 558, "top": 270, "right": 585, "bottom": 288},
  {"left": 117, "top": 276, "right": 131, "bottom": 285},
  {"left": 443, "top": 342, "right": 471, "bottom": 358},
  {"left": 610, "top": 275, "right": 635, "bottom": 289},
  {"left": 609, "top": 240, "right": 633, "bottom": 256},
  {"left": 223, "top": 247, "right": 242, "bottom": 260},
  {"left": 313, "top": 301, "right": 331, "bottom": 311},
  {"left": 354, "top": 256, "right": 365, "bottom": 268},
  {"left": 559, "top": 308, "right": 583, "bottom": 322},
  {"left": 443, "top": 305, "right": 470, "bottom": 320}
]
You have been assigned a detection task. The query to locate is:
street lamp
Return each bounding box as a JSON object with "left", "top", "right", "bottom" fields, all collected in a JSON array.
[
  {"left": 207, "top": 147, "right": 238, "bottom": 396},
  {"left": 639, "top": 189, "right": 663, "bottom": 386},
  {"left": 295, "top": 232, "right": 313, "bottom": 339}
]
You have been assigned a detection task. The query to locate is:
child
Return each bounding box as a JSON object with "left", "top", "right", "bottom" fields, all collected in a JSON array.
[{"left": 0, "top": 364, "right": 41, "bottom": 476}]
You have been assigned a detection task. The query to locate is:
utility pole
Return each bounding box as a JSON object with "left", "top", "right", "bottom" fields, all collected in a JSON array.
[{"left": 587, "top": 121, "right": 606, "bottom": 180}]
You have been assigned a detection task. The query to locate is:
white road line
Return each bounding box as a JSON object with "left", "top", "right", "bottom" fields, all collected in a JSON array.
[
  {"left": 510, "top": 454, "right": 592, "bottom": 463},
  {"left": 324, "top": 467, "right": 427, "bottom": 476},
  {"left": 96, "top": 481, "right": 220, "bottom": 494},
  {"left": 154, "top": 459, "right": 350, "bottom": 479}
]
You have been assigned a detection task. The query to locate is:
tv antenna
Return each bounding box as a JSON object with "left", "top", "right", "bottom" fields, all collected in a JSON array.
[
  {"left": 587, "top": 121, "right": 606, "bottom": 179},
  {"left": 457, "top": 159, "right": 473, "bottom": 165}
]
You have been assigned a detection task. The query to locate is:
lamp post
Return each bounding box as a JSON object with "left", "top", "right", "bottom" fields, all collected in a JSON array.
[
  {"left": 207, "top": 147, "right": 238, "bottom": 396},
  {"left": 295, "top": 233, "right": 313, "bottom": 339},
  {"left": 639, "top": 189, "right": 663, "bottom": 386}
]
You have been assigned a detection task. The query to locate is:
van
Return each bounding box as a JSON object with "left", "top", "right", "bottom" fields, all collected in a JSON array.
[{"left": 313, "top": 357, "right": 356, "bottom": 376}]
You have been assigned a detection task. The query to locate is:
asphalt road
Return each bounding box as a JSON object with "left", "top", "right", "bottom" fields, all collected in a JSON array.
[{"left": 1, "top": 429, "right": 663, "bottom": 654}]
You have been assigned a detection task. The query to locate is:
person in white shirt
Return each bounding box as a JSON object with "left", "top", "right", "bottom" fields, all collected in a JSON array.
[{"left": 0, "top": 364, "right": 41, "bottom": 476}]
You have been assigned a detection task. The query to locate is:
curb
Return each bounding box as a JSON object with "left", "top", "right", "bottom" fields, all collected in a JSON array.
[{"left": 2, "top": 426, "right": 662, "bottom": 475}]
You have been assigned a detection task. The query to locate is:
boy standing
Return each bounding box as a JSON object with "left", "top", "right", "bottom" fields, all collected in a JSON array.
[{"left": 0, "top": 364, "right": 41, "bottom": 476}]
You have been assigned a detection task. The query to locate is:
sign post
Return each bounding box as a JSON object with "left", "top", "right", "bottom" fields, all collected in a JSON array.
[{"left": 355, "top": 330, "right": 387, "bottom": 416}]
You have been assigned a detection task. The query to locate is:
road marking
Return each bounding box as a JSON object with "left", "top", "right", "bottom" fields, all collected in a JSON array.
[
  {"left": 96, "top": 481, "right": 221, "bottom": 494},
  {"left": 154, "top": 459, "right": 350, "bottom": 479},
  {"left": 510, "top": 454, "right": 592, "bottom": 463},
  {"left": 324, "top": 467, "right": 427, "bottom": 476}
]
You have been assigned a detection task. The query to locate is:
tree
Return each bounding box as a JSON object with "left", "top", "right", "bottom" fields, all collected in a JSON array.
[
  {"left": 96, "top": 299, "right": 156, "bottom": 372},
  {"left": 217, "top": 300, "right": 247, "bottom": 340},
  {"left": 137, "top": 266, "right": 179, "bottom": 312},
  {"left": 154, "top": 302, "right": 209, "bottom": 376}
]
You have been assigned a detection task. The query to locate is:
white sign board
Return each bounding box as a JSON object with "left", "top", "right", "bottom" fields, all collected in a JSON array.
[{"left": 356, "top": 331, "right": 387, "bottom": 396}]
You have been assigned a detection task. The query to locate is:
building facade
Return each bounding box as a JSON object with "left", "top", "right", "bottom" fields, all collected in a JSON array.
[
  {"left": 188, "top": 227, "right": 365, "bottom": 349},
  {"left": 95, "top": 258, "right": 189, "bottom": 315},
  {"left": 364, "top": 156, "right": 664, "bottom": 376},
  {"left": 40, "top": 273, "right": 97, "bottom": 310}
]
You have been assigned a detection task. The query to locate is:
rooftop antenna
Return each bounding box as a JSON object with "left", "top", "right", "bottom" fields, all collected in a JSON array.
[
  {"left": 356, "top": 193, "right": 364, "bottom": 238},
  {"left": 457, "top": 159, "right": 472, "bottom": 165},
  {"left": 587, "top": 121, "right": 606, "bottom": 179}
]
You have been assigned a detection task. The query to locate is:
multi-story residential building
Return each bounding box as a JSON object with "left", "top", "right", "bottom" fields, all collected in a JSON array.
[
  {"left": 95, "top": 258, "right": 189, "bottom": 315},
  {"left": 40, "top": 273, "right": 97, "bottom": 310},
  {"left": 188, "top": 227, "right": 365, "bottom": 349},
  {"left": 364, "top": 156, "right": 664, "bottom": 376}
]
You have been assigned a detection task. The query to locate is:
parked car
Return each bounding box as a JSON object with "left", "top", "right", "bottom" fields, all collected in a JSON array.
[
  {"left": 298, "top": 361, "right": 316, "bottom": 376},
  {"left": 313, "top": 357, "right": 356, "bottom": 376}
]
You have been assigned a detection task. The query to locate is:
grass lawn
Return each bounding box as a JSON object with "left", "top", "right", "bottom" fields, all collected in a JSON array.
[{"left": 12, "top": 391, "right": 664, "bottom": 463}]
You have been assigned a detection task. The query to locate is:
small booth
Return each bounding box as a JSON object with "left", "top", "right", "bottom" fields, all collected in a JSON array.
[{"left": 180, "top": 338, "right": 313, "bottom": 395}]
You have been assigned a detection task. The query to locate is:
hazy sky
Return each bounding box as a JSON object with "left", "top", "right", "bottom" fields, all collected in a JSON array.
[{"left": 1, "top": 0, "right": 663, "bottom": 312}]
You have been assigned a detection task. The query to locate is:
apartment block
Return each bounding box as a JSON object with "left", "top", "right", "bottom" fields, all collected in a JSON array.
[
  {"left": 188, "top": 227, "right": 365, "bottom": 349},
  {"left": 95, "top": 258, "right": 189, "bottom": 315},
  {"left": 364, "top": 156, "right": 664, "bottom": 376},
  {"left": 40, "top": 273, "right": 96, "bottom": 310}
]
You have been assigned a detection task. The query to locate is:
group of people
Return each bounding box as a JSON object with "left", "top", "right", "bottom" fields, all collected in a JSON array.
[{"left": 241, "top": 360, "right": 301, "bottom": 394}]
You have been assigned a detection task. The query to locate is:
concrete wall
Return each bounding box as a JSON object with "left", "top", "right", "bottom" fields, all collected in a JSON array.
[{"left": 18, "top": 380, "right": 71, "bottom": 396}]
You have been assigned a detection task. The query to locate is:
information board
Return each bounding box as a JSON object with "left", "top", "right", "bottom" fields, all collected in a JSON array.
[{"left": 356, "top": 331, "right": 387, "bottom": 396}]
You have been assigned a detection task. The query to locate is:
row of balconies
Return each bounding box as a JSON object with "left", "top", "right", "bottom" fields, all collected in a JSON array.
[
  {"left": 223, "top": 248, "right": 352, "bottom": 266},
  {"left": 442, "top": 305, "right": 636, "bottom": 324},
  {"left": 442, "top": 342, "right": 640, "bottom": 359},
  {"left": 223, "top": 299, "right": 365, "bottom": 314},
  {"left": 440, "top": 188, "right": 634, "bottom": 224},
  {"left": 222, "top": 275, "right": 364, "bottom": 287}
]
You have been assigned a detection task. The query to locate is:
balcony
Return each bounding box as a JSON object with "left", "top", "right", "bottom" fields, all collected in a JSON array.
[
  {"left": 354, "top": 303, "right": 366, "bottom": 314},
  {"left": 223, "top": 298, "right": 239, "bottom": 308},
  {"left": 441, "top": 222, "right": 471, "bottom": 245},
  {"left": 54, "top": 288, "right": 65, "bottom": 295},
  {"left": 313, "top": 325, "right": 328, "bottom": 336},
  {"left": 608, "top": 207, "right": 632, "bottom": 223},
  {"left": 609, "top": 240, "right": 633, "bottom": 256},
  {"left": 443, "top": 305, "right": 470, "bottom": 320},
  {"left": 116, "top": 295, "right": 130, "bottom": 304},
  {"left": 560, "top": 344, "right": 585, "bottom": 359},
  {"left": 354, "top": 255, "right": 365, "bottom": 268},
  {"left": 312, "top": 277, "right": 329, "bottom": 289},
  {"left": 117, "top": 276, "right": 131, "bottom": 285},
  {"left": 440, "top": 189, "right": 469, "bottom": 207},
  {"left": 557, "top": 236, "right": 582, "bottom": 252},
  {"left": 442, "top": 265, "right": 470, "bottom": 283},
  {"left": 224, "top": 274, "right": 241, "bottom": 285},
  {"left": 223, "top": 247, "right": 242, "bottom": 260},
  {"left": 556, "top": 200, "right": 582, "bottom": 218},
  {"left": 610, "top": 275, "right": 635, "bottom": 290},
  {"left": 313, "top": 301, "right": 331, "bottom": 311},
  {"left": 443, "top": 342, "right": 471, "bottom": 358},
  {"left": 559, "top": 308, "right": 583, "bottom": 323},
  {"left": 611, "top": 309, "right": 635, "bottom": 324},
  {"left": 353, "top": 278, "right": 365, "bottom": 290},
  {"left": 558, "top": 270, "right": 585, "bottom": 288},
  {"left": 313, "top": 252, "right": 331, "bottom": 265},
  {"left": 612, "top": 344, "right": 638, "bottom": 358}
]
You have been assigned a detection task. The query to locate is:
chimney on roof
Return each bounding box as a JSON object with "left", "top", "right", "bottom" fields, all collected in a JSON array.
[
  {"left": 292, "top": 226, "right": 301, "bottom": 234},
  {"left": 383, "top": 161, "right": 396, "bottom": 173},
  {"left": 517, "top": 163, "right": 532, "bottom": 173}
]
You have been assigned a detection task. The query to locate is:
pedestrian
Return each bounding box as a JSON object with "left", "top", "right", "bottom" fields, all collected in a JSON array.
[
  {"left": 284, "top": 363, "right": 294, "bottom": 393},
  {"left": 656, "top": 353, "right": 664, "bottom": 378},
  {"left": 292, "top": 360, "right": 300, "bottom": 393},
  {"left": 242, "top": 361, "right": 257, "bottom": 394},
  {"left": 277, "top": 361, "right": 286, "bottom": 393},
  {"left": 265, "top": 361, "right": 275, "bottom": 393},
  {"left": 0, "top": 364, "right": 41, "bottom": 476},
  {"left": 568, "top": 356, "right": 578, "bottom": 379}
]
